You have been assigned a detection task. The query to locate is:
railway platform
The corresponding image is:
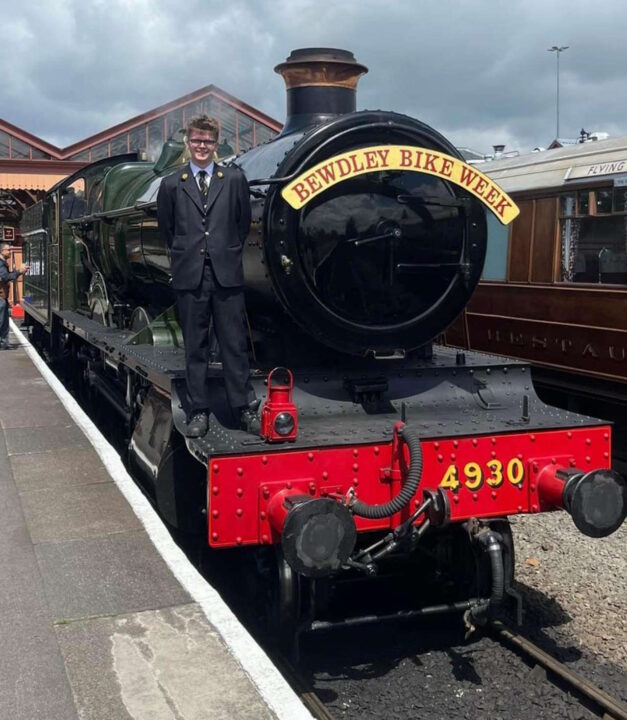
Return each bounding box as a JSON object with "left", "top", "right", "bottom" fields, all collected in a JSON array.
[{"left": 0, "top": 323, "right": 312, "bottom": 720}]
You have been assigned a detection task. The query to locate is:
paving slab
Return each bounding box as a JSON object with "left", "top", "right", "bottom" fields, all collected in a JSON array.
[
  {"left": 0, "top": 440, "right": 51, "bottom": 620},
  {"left": 4, "top": 423, "right": 91, "bottom": 454},
  {"left": 0, "top": 351, "right": 43, "bottom": 379},
  {"left": 35, "top": 530, "right": 192, "bottom": 621},
  {"left": 0, "top": 392, "right": 72, "bottom": 428},
  {"left": 0, "top": 421, "right": 78, "bottom": 719},
  {"left": 56, "top": 604, "right": 276, "bottom": 720},
  {"left": 21, "top": 480, "right": 143, "bottom": 543},
  {"left": 10, "top": 446, "right": 113, "bottom": 491},
  {"left": 0, "top": 431, "right": 12, "bottom": 481},
  {"left": 0, "top": 498, "right": 50, "bottom": 619},
  {"left": 0, "top": 612, "right": 79, "bottom": 720}
]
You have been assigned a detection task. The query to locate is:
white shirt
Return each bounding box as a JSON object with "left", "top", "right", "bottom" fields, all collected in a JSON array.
[{"left": 190, "top": 161, "right": 214, "bottom": 191}]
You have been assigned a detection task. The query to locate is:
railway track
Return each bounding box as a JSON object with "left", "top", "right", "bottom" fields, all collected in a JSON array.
[
  {"left": 271, "top": 616, "right": 627, "bottom": 719},
  {"left": 488, "top": 620, "right": 627, "bottom": 720},
  {"left": 272, "top": 652, "right": 337, "bottom": 720}
]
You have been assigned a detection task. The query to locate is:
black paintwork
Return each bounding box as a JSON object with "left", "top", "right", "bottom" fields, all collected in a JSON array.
[
  {"left": 235, "top": 111, "right": 488, "bottom": 360},
  {"left": 59, "top": 308, "right": 603, "bottom": 461}
]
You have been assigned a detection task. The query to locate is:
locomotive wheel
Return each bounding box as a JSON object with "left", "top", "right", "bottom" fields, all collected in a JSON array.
[
  {"left": 276, "top": 547, "right": 301, "bottom": 622},
  {"left": 266, "top": 547, "right": 303, "bottom": 645},
  {"left": 90, "top": 297, "right": 111, "bottom": 327},
  {"left": 129, "top": 306, "right": 152, "bottom": 332},
  {"left": 88, "top": 271, "right": 112, "bottom": 326}
]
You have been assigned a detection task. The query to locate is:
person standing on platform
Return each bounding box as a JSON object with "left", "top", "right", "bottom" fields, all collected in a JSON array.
[
  {"left": 0, "top": 242, "right": 29, "bottom": 350},
  {"left": 157, "top": 116, "right": 257, "bottom": 438}
]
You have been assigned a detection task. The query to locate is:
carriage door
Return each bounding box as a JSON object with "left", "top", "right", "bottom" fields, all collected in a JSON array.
[
  {"left": 50, "top": 178, "right": 86, "bottom": 312},
  {"left": 48, "top": 191, "right": 60, "bottom": 312},
  {"left": 20, "top": 202, "right": 48, "bottom": 325}
]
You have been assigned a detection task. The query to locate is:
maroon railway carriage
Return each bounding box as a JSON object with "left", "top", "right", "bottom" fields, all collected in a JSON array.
[
  {"left": 444, "top": 138, "right": 627, "bottom": 473},
  {"left": 21, "top": 49, "right": 626, "bottom": 635}
]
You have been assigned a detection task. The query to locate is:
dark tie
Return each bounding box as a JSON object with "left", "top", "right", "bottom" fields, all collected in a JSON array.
[{"left": 198, "top": 170, "right": 209, "bottom": 200}]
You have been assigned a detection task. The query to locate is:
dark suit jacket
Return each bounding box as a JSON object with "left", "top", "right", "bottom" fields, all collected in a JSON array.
[
  {"left": 157, "top": 163, "right": 252, "bottom": 290},
  {"left": 0, "top": 257, "right": 19, "bottom": 300}
]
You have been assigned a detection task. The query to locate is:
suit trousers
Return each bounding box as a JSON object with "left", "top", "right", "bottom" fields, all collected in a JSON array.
[
  {"left": 176, "top": 261, "right": 252, "bottom": 414},
  {"left": 0, "top": 298, "right": 9, "bottom": 344}
]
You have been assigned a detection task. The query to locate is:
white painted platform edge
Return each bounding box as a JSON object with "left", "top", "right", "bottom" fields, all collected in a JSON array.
[{"left": 10, "top": 319, "right": 313, "bottom": 720}]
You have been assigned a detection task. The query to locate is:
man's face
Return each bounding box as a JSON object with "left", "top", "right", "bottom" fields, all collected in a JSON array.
[
  {"left": 0, "top": 246, "right": 10, "bottom": 261},
  {"left": 186, "top": 129, "right": 218, "bottom": 168}
]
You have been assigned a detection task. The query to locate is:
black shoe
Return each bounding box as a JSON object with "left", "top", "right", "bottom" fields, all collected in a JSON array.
[
  {"left": 240, "top": 399, "right": 261, "bottom": 435},
  {"left": 186, "top": 411, "right": 208, "bottom": 438}
]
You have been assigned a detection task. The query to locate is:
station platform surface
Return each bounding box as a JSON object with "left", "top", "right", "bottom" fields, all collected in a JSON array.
[{"left": 0, "top": 325, "right": 312, "bottom": 720}]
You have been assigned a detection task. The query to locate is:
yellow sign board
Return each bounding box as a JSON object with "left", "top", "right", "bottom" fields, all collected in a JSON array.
[{"left": 281, "top": 145, "right": 520, "bottom": 225}]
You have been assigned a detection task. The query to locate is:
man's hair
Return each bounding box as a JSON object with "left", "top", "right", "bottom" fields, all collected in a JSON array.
[
  {"left": 0, "top": 242, "right": 11, "bottom": 251},
  {"left": 186, "top": 115, "right": 220, "bottom": 139}
]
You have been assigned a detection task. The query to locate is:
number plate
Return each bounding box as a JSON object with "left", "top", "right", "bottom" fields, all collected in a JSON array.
[{"left": 439, "top": 457, "right": 525, "bottom": 492}]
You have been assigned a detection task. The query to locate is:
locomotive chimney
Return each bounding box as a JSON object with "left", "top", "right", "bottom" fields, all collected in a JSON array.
[{"left": 274, "top": 48, "right": 368, "bottom": 135}]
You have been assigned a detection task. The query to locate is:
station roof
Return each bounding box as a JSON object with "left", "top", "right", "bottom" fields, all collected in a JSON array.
[
  {"left": 0, "top": 84, "right": 282, "bottom": 228},
  {"left": 0, "top": 84, "right": 281, "bottom": 162}
]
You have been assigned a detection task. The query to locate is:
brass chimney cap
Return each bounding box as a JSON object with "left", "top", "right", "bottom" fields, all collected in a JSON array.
[{"left": 274, "top": 48, "right": 368, "bottom": 90}]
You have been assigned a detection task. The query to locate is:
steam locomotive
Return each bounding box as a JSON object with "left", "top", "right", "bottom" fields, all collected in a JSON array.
[{"left": 20, "top": 49, "right": 625, "bottom": 634}]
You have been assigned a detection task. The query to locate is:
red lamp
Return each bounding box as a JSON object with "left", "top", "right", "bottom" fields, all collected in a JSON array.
[{"left": 260, "top": 367, "right": 298, "bottom": 442}]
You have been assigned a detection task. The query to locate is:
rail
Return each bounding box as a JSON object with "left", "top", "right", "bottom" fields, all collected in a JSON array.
[
  {"left": 272, "top": 652, "right": 336, "bottom": 720},
  {"left": 488, "top": 620, "right": 627, "bottom": 720}
]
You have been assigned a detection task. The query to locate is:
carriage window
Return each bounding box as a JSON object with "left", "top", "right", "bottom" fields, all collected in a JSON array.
[
  {"left": 560, "top": 188, "right": 626, "bottom": 286},
  {"left": 594, "top": 189, "right": 613, "bottom": 214},
  {"left": 613, "top": 187, "right": 627, "bottom": 213},
  {"left": 482, "top": 212, "right": 509, "bottom": 280}
]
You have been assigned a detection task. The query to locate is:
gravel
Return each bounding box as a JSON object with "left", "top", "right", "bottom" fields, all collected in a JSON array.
[
  {"left": 510, "top": 510, "right": 627, "bottom": 672},
  {"left": 307, "top": 622, "right": 604, "bottom": 719}
]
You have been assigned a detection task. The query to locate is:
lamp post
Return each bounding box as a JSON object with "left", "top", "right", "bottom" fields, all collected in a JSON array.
[{"left": 547, "top": 45, "right": 569, "bottom": 139}]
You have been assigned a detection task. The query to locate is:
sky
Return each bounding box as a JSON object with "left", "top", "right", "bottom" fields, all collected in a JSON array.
[{"left": 1, "top": 0, "right": 626, "bottom": 156}]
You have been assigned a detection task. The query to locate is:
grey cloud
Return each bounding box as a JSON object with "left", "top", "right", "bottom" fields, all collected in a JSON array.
[{"left": 1, "top": 0, "right": 626, "bottom": 153}]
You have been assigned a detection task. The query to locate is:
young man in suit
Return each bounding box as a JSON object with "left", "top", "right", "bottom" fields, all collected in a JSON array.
[
  {"left": 0, "top": 242, "right": 29, "bottom": 349},
  {"left": 157, "top": 116, "right": 257, "bottom": 438}
]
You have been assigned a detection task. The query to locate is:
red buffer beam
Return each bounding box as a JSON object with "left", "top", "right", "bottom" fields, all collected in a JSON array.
[{"left": 207, "top": 426, "right": 615, "bottom": 548}]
